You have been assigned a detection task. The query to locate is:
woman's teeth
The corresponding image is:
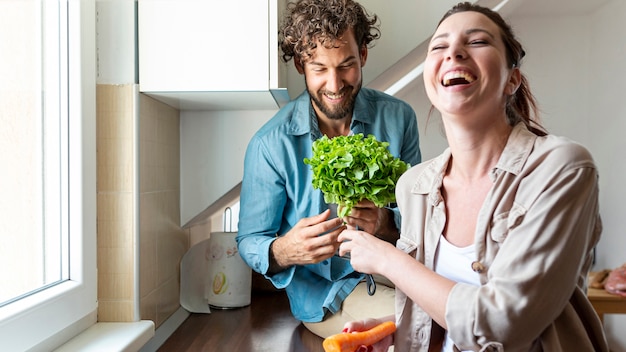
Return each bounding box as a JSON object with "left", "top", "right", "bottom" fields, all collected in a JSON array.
[{"left": 442, "top": 71, "right": 476, "bottom": 86}]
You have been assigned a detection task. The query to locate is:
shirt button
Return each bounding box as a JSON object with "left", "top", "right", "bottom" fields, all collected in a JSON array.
[
  {"left": 471, "top": 261, "right": 485, "bottom": 273},
  {"left": 322, "top": 260, "right": 329, "bottom": 265}
]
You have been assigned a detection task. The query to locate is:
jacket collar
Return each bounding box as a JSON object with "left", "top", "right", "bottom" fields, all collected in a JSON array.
[{"left": 411, "top": 122, "right": 537, "bottom": 196}]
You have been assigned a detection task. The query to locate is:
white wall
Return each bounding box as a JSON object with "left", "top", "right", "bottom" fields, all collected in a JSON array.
[
  {"left": 589, "top": 1, "right": 626, "bottom": 348},
  {"left": 179, "top": 110, "right": 275, "bottom": 225},
  {"left": 96, "top": 0, "right": 135, "bottom": 84},
  {"left": 589, "top": 0, "right": 626, "bottom": 269},
  {"left": 511, "top": 16, "right": 591, "bottom": 141},
  {"left": 395, "top": 74, "right": 448, "bottom": 162}
]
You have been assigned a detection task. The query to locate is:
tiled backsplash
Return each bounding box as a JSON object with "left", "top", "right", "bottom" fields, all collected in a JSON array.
[{"left": 97, "top": 84, "right": 188, "bottom": 328}]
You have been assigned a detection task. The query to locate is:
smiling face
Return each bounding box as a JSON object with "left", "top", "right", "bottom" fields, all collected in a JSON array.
[
  {"left": 296, "top": 29, "right": 367, "bottom": 122},
  {"left": 424, "top": 11, "right": 520, "bottom": 123}
]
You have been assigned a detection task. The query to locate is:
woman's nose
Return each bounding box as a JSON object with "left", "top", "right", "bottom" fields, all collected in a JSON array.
[{"left": 446, "top": 44, "right": 467, "bottom": 61}]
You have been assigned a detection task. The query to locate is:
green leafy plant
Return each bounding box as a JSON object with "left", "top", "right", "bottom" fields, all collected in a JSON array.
[{"left": 304, "top": 134, "right": 410, "bottom": 218}]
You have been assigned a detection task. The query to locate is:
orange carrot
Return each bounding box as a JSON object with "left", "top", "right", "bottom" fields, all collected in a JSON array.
[{"left": 322, "top": 321, "right": 396, "bottom": 352}]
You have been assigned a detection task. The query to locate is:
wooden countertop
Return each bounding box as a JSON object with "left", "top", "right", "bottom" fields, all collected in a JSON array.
[{"left": 587, "top": 287, "right": 626, "bottom": 322}]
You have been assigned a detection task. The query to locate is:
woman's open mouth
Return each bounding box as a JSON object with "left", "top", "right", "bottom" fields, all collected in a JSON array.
[{"left": 442, "top": 70, "right": 476, "bottom": 87}]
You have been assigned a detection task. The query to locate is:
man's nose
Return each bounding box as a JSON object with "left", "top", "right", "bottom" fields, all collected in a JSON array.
[{"left": 326, "top": 70, "right": 344, "bottom": 93}]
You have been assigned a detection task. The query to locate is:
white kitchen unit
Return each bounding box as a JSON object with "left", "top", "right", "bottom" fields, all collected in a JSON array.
[{"left": 138, "top": 0, "right": 288, "bottom": 110}]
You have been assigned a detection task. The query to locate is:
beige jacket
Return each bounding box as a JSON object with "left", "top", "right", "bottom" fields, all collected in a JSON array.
[{"left": 394, "top": 123, "right": 609, "bottom": 352}]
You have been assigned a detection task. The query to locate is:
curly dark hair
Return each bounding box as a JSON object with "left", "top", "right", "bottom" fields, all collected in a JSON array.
[
  {"left": 439, "top": 2, "right": 546, "bottom": 136},
  {"left": 279, "top": 0, "right": 381, "bottom": 63}
]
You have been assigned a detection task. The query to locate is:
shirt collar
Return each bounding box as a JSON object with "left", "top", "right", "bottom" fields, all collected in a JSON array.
[
  {"left": 352, "top": 90, "right": 375, "bottom": 125},
  {"left": 411, "top": 122, "right": 537, "bottom": 196},
  {"left": 410, "top": 149, "right": 450, "bottom": 197},
  {"left": 285, "top": 91, "right": 314, "bottom": 137},
  {"left": 494, "top": 122, "right": 536, "bottom": 176},
  {"left": 286, "top": 88, "right": 375, "bottom": 139}
]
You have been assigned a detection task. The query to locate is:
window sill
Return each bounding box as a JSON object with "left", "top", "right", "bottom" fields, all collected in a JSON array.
[{"left": 54, "top": 321, "right": 155, "bottom": 352}]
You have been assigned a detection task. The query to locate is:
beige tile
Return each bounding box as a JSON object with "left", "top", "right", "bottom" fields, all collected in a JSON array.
[
  {"left": 154, "top": 104, "right": 178, "bottom": 145},
  {"left": 139, "top": 289, "right": 159, "bottom": 325},
  {"left": 98, "top": 137, "right": 133, "bottom": 167},
  {"left": 139, "top": 146, "right": 180, "bottom": 192},
  {"left": 97, "top": 134, "right": 134, "bottom": 192},
  {"left": 142, "top": 140, "right": 158, "bottom": 167},
  {"left": 189, "top": 220, "right": 211, "bottom": 247},
  {"left": 138, "top": 95, "right": 158, "bottom": 142},
  {"left": 97, "top": 112, "right": 134, "bottom": 141},
  {"left": 156, "top": 229, "right": 187, "bottom": 283},
  {"left": 163, "top": 190, "right": 182, "bottom": 223},
  {"left": 98, "top": 246, "right": 134, "bottom": 275},
  {"left": 97, "top": 192, "right": 133, "bottom": 223},
  {"left": 97, "top": 84, "right": 133, "bottom": 110},
  {"left": 139, "top": 234, "right": 158, "bottom": 297},
  {"left": 98, "top": 273, "right": 134, "bottom": 300},
  {"left": 144, "top": 191, "right": 176, "bottom": 234},
  {"left": 156, "top": 277, "right": 182, "bottom": 327},
  {"left": 97, "top": 218, "right": 133, "bottom": 248},
  {"left": 139, "top": 164, "right": 158, "bottom": 193},
  {"left": 143, "top": 191, "right": 170, "bottom": 236},
  {"left": 164, "top": 165, "right": 179, "bottom": 190},
  {"left": 98, "top": 163, "right": 134, "bottom": 193},
  {"left": 98, "top": 300, "right": 135, "bottom": 322},
  {"left": 97, "top": 84, "right": 135, "bottom": 141},
  {"left": 141, "top": 99, "right": 177, "bottom": 149},
  {"left": 95, "top": 85, "right": 189, "bottom": 325},
  {"left": 138, "top": 139, "right": 150, "bottom": 170},
  {"left": 139, "top": 192, "right": 158, "bottom": 236}
]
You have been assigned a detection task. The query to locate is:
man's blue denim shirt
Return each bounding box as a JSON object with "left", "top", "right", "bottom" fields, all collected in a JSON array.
[{"left": 236, "top": 88, "right": 421, "bottom": 322}]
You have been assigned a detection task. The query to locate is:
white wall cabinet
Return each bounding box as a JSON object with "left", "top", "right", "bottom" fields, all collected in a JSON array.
[{"left": 138, "top": 0, "right": 288, "bottom": 110}]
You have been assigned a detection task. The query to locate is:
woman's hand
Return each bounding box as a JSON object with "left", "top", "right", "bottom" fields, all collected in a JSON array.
[
  {"left": 342, "top": 317, "right": 395, "bottom": 352},
  {"left": 338, "top": 228, "right": 395, "bottom": 275},
  {"left": 342, "top": 200, "right": 380, "bottom": 233}
]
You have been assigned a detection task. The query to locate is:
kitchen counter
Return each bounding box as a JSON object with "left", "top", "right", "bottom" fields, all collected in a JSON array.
[{"left": 587, "top": 287, "right": 626, "bottom": 323}]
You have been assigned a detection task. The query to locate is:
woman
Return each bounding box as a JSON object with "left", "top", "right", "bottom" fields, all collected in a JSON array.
[{"left": 338, "top": 2, "right": 609, "bottom": 351}]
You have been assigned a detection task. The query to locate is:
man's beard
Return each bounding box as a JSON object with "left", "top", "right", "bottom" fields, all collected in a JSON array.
[{"left": 308, "top": 80, "right": 361, "bottom": 121}]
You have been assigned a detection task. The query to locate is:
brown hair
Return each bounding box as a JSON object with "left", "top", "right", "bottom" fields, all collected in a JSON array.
[
  {"left": 437, "top": 2, "right": 547, "bottom": 136},
  {"left": 279, "top": 0, "right": 380, "bottom": 63}
]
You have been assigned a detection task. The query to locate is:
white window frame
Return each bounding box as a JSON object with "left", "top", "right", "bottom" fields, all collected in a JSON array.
[{"left": 0, "top": 0, "right": 97, "bottom": 350}]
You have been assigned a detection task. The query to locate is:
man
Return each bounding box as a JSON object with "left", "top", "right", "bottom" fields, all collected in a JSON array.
[{"left": 236, "top": 0, "right": 421, "bottom": 338}]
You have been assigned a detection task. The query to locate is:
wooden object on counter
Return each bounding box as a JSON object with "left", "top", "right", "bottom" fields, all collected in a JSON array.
[{"left": 587, "top": 287, "right": 626, "bottom": 323}]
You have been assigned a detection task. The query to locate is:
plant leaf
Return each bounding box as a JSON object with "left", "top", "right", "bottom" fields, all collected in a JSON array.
[{"left": 303, "top": 134, "right": 410, "bottom": 217}]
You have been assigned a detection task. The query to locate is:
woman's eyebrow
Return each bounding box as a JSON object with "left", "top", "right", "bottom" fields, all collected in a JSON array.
[
  {"left": 431, "top": 33, "right": 449, "bottom": 41},
  {"left": 465, "top": 28, "right": 496, "bottom": 39},
  {"left": 431, "top": 28, "right": 496, "bottom": 41}
]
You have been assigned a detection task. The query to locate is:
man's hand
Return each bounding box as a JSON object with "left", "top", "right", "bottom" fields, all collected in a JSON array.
[
  {"left": 342, "top": 200, "right": 398, "bottom": 243},
  {"left": 270, "top": 209, "right": 345, "bottom": 272}
]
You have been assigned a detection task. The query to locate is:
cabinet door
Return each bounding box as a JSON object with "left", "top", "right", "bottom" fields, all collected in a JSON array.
[{"left": 138, "top": 0, "right": 270, "bottom": 92}]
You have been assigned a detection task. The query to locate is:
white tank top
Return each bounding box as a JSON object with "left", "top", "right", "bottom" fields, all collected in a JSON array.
[{"left": 434, "top": 235, "right": 480, "bottom": 352}]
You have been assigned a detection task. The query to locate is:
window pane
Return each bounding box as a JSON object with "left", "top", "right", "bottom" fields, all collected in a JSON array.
[{"left": 0, "top": 0, "right": 67, "bottom": 306}]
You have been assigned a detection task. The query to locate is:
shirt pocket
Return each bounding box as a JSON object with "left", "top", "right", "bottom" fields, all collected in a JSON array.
[{"left": 490, "top": 203, "right": 527, "bottom": 243}]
